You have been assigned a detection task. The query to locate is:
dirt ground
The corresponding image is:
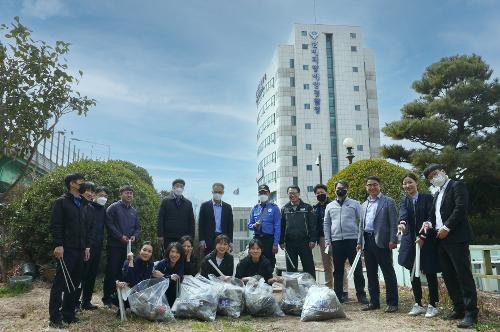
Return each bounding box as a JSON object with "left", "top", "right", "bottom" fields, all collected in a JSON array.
[{"left": 0, "top": 281, "right": 499, "bottom": 332}]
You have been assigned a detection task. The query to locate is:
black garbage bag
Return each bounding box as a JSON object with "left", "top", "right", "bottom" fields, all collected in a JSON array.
[
  {"left": 128, "top": 278, "right": 175, "bottom": 322},
  {"left": 280, "top": 272, "right": 316, "bottom": 315},
  {"left": 208, "top": 275, "right": 245, "bottom": 318},
  {"left": 300, "top": 285, "right": 347, "bottom": 321},
  {"left": 244, "top": 276, "right": 284, "bottom": 317},
  {"left": 171, "top": 275, "right": 220, "bottom": 321}
]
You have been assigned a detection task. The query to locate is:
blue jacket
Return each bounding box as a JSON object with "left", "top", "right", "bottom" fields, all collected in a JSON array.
[
  {"left": 106, "top": 200, "right": 140, "bottom": 247},
  {"left": 122, "top": 257, "right": 154, "bottom": 287},
  {"left": 248, "top": 202, "right": 281, "bottom": 245}
]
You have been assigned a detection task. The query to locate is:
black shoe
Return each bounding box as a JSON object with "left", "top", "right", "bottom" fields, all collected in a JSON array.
[
  {"left": 357, "top": 295, "right": 369, "bottom": 305},
  {"left": 457, "top": 314, "right": 477, "bottom": 329},
  {"left": 384, "top": 305, "right": 398, "bottom": 313},
  {"left": 63, "top": 316, "right": 80, "bottom": 324},
  {"left": 342, "top": 292, "right": 349, "bottom": 302},
  {"left": 103, "top": 301, "right": 113, "bottom": 309},
  {"left": 444, "top": 311, "right": 465, "bottom": 320},
  {"left": 81, "top": 303, "right": 98, "bottom": 310},
  {"left": 49, "top": 320, "right": 66, "bottom": 329},
  {"left": 338, "top": 297, "right": 345, "bottom": 304},
  {"left": 362, "top": 303, "right": 380, "bottom": 311}
]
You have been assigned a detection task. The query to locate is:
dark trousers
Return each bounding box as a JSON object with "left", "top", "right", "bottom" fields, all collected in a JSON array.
[
  {"left": 254, "top": 234, "right": 276, "bottom": 266},
  {"left": 363, "top": 233, "right": 398, "bottom": 306},
  {"left": 285, "top": 240, "right": 316, "bottom": 279},
  {"left": 438, "top": 241, "right": 478, "bottom": 315},
  {"left": 166, "top": 280, "right": 180, "bottom": 307},
  {"left": 411, "top": 273, "right": 438, "bottom": 306},
  {"left": 75, "top": 244, "right": 102, "bottom": 305},
  {"left": 102, "top": 246, "right": 126, "bottom": 304},
  {"left": 332, "top": 239, "right": 366, "bottom": 299},
  {"left": 49, "top": 248, "right": 84, "bottom": 322}
]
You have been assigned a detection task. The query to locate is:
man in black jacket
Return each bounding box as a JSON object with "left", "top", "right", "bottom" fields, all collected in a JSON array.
[
  {"left": 157, "top": 179, "right": 195, "bottom": 250},
  {"left": 279, "top": 185, "right": 317, "bottom": 278},
  {"left": 198, "top": 183, "right": 234, "bottom": 256},
  {"left": 424, "top": 164, "right": 478, "bottom": 329},
  {"left": 49, "top": 173, "right": 93, "bottom": 329},
  {"left": 312, "top": 184, "right": 333, "bottom": 288}
]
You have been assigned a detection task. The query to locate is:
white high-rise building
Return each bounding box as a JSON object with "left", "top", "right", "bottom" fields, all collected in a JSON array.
[{"left": 256, "top": 24, "right": 380, "bottom": 206}]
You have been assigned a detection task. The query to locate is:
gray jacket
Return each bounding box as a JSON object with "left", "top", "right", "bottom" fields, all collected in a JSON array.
[
  {"left": 323, "top": 198, "right": 362, "bottom": 242},
  {"left": 357, "top": 193, "right": 398, "bottom": 249}
]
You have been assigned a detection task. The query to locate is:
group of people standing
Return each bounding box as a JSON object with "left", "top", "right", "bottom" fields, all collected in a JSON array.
[{"left": 48, "top": 162, "right": 479, "bottom": 329}]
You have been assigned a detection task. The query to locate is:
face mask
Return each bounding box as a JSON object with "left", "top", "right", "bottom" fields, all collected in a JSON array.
[
  {"left": 317, "top": 193, "right": 327, "bottom": 202},
  {"left": 336, "top": 189, "right": 348, "bottom": 197},
  {"left": 430, "top": 172, "right": 447, "bottom": 187},
  {"left": 95, "top": 196, "right": 107, "bottom": 206},
  {"left": 173, "top": 187, "right": 184, "bottom": 196},
  {"left": 258, "top": 194, "right": 269, "bottom": 203},
  {"left": 212, "top": 193, "right": 223, "bottom": 201}
]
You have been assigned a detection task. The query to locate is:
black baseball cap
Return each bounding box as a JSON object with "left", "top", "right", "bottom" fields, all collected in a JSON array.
[{"left": 258, "top": 184, "right": 270, "bottom": 193}]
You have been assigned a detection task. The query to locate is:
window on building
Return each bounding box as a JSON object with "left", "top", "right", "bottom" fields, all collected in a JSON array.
[
  {"left": 356, "top": 124, "right": 362, "bottom": 130},
  {"left": 306, "top": 165, "right": 313, "bottom": 171},
  {"left": 351, "top": 46, "right": 357, "bottom": 52},
  {"left": 292, "top": 136, "right": 297, "bottom": 146},
  {"left": 292, "top": 156, "right": 297, "bottom": 166},
  {"left": 289, "top": 59, "right": 294, "bottom": 68},
  {"left": 303, "top": 64, "right": 309, "bottom": 70},
  {"left": 302, "top": 44, "right": 308, "bottom": 50},
  {"left": 290, "top": 77, "right": 295, "bottom": 87},
  {"left": 352, "top": 66, "right": 358, "bottom": 72},
  {"left": 307, "top": 186, "right": 314, "bottom": 192},
  {"left": 301, "top": 30, "right": 307, "bottom": 36},
  {"left": 291, "top": 96, "right": 296, "bottom": 106},
  {"left": 293, "top": 177, "right": 298, "bottom": 186},
  {"left": 357, "top": 145, "right": 364, "bottom": 151},
  {"left": 305, "top": 123, "right": 311, "bottom": 129},
  {"left": 304, "top": 84, "right": 310, "bottom": 90},
  {"left": 304, "top": 103, "right": 310, "bottom": 109},
  {"left": 355, "top": 105, "right": 361, "bottom": 111},
  {"left": 354, "top": 85, "right": 360, "bottom": 92},
  {"left": 306, "top": 144, "right": 312, "bottom": 150},
  {"left": 350, "top": 32, "right": 357, "bottom": 39},
  {"left": 291, "top": 116, "right": 296, "bottom": 126}
]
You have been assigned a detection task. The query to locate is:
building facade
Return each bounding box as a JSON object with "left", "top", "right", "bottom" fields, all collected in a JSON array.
[
  {"left": 256, "top": 23, "right": 380, "bottom": 206},
  {"left": 232, "top": 207, "right": 253, "bottom": 254}
]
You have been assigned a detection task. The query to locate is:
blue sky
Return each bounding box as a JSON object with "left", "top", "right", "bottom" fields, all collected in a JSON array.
[{"left": 1, "top": 0, "right": 499, "bottom": 208}]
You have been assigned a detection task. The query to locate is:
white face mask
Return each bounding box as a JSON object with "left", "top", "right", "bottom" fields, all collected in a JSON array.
[
  {"left": 173, "top": 187, "right": 184, "bottom": 196},
  {"left": 258, "top": 194, "right": 269, "bottom": 203},
  {"left": 212, "top": 193, "right": 223, "bottom": 201},
  {"left": 95, "top": 196, "right": 107, "bottom": 206},
  {"left": 430, "top": 172, "right": 447, "bottom": 187}
]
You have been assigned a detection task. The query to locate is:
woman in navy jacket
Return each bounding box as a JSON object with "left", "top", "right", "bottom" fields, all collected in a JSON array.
[
  {"left": 398, "top": 173, "right": 441, "bottom": 318},
  {"left": 153, "top": 242, "right": 184, "bottom": 306}
]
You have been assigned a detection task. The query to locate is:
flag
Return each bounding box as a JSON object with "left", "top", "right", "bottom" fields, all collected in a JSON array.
[{"left": 233, "top": 187, "right": 239, "bottom": 195}]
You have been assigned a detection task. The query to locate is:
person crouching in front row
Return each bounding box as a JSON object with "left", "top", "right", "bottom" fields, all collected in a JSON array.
[
  {"left": 153, "top": 242, "right": 184, "bottom": 307},
  {"left": 200, "top": 234, "right": 234, "bottom": 280}
]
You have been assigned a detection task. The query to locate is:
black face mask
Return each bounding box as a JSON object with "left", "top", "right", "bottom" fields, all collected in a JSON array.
[
  {"left": 336, "top": 189, "right": 348, "bottom": 197},
  {"left": 317, "top": 193, "right": 327, "bottom": 202}
]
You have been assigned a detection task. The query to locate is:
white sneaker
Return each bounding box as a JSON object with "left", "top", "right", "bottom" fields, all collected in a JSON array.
[
  {"left": 408, "top": 303, "right": 426, "bottom": 316},
  {"left": 425, "top": 304, "right": 439, "bottom": 318}
]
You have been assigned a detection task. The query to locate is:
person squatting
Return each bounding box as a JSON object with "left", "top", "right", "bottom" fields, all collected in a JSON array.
[{"left": 48, "top": 166, "right": 478, "bottom": 329}]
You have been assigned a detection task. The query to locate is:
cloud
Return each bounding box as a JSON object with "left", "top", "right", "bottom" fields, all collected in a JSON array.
[
  {"left": 21, "top": 0, "right": 69, "bottom": 19},
  {"left": 141, "top": 164, "right": 204, "bottom": 173}
]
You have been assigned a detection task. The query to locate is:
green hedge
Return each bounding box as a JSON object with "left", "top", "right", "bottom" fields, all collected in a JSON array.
[
  {"left": 326, "top": 159, "right": 428, "bottom": 209},
  {"left": 7, "top": 159, "right": 159, "bottom": 263}
]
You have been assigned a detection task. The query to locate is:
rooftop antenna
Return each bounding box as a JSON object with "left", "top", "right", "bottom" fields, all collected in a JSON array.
[{"left": 313, "top": 0, "right": 317, "bottom": 24}]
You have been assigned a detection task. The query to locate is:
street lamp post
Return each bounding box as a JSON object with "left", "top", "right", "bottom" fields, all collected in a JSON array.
[
  {"left": 343, "top": 137, "right": 355, "bottom": 165},
  {"left": 315, "top": 153, "right": 323, "bottom": 184},
  {"left": 70, "top": 138, "right": 111, "bottom": 160}
]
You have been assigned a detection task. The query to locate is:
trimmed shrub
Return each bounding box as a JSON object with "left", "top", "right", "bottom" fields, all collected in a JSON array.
[{"left": 7, "top": 159, "right": 159, "bottom": 263}]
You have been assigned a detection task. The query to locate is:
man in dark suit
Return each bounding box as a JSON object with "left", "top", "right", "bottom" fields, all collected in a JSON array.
[
  {"left": 424, "top": 164, "right": 478, "bottom": 329},
  {"left": 357, "top": 176, "right": 399, "bottom": 313},
  {"left": 198, "top": 183, "right": 234, "bottom": 256}
]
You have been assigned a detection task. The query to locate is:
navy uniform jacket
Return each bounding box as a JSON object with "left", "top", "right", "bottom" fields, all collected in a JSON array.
[{"left": 247, "top": 202, "right": 281, "bottom": 245}]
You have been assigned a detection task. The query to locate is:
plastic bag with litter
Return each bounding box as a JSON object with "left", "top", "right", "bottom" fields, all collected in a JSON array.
[
  {"left": 128, "top": 278, "right": 175, "bottom": 322},
  {"left": 279, "top": 272, "right": 316, "bottom": 315},
  {"left": 208, "top": 275, "right": 245, "bottom": 318},
  {"left": 171, "top": 275, "right": 220, "bottom": 321},
  {"left": 300, "top": 285, "right": 347, "bottom": 322},
  {"left": 244, "top": 276, "right": 284, "bottom": 317}
]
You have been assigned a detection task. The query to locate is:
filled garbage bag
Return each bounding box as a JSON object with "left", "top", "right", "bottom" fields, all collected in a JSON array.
[
  {"left": 300, "top": 285, "right": 347, "bottom": 321},
  {"left": 280, "top": 272, "right": 316, "bottom": 315},
  {"left": 244, "top": 276, "right": 284, "bottom": 317},
  {"left": 128, "top": 278, "right": 175, "bottom": 322},
  {"left": 171, "top": 275, "right": 220, "bottom": 321},
  {"left": 208, "top": 275, "right": 245, "bottom": 318}
]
